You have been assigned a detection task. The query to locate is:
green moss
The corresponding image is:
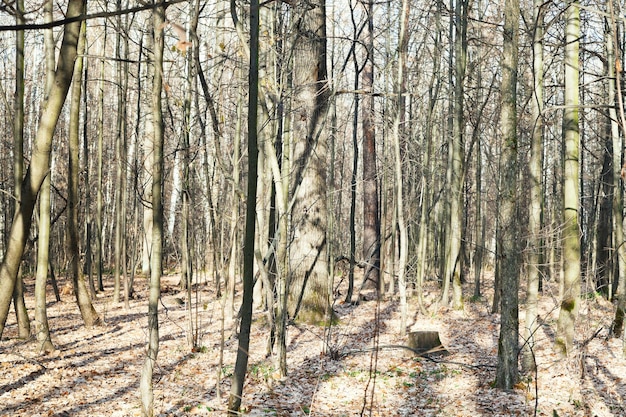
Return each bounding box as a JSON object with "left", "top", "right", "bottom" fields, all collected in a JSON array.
[{"left": 560, "top": 298, "right": 576, "bottom": 312}]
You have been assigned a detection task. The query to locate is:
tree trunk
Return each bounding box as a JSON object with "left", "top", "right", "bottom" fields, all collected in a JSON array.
[
  {"left": 0, "top": 0, "right": 85, "bottom": 338},
  {"left": 12, "top": 0, "right": 30, "bottom": 339},
  {"left": 288, "top": 0, "right": 331, "bottom": 323},
  {"left": 34, "top": 0, "right": 57, "bottom": 354},
  {"left": 495, "top": 0, "right": 520, "bottom": 389},
  {"left": 96, "top": 13, "right": 107, "bottom": 292},
  {"left": 113, "top": 0, "right": 129, "bottom": 304},
  {"left": 607, "top": 0, "right": 626, "bottom": 356},
  {"left": 361, "top": 0, "right": 380, "bottom": 293},
  {"left": 228, "top": 0, "right": 259, "bottom": 411},
  {"left": 556, "top": 0, "right": 581, "bottom": 356},
  {"left": 443, "top": 0, "right": 468, "bottom": 310},
  {"left": 393, "top": 0, "right": 410, "bottom": 335},
  {"left": 522, "top": 0, "right": 545, "bottom": 373},
  {"left": 140, "top": 4, "right": 165, "bottom": 415},
  {"left": 68, "top": 21, "right": 101, "bottom": 327}
]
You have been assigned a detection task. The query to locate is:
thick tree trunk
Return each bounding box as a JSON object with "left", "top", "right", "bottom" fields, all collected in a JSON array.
[
  {"left": 0, "top": 0, "right": 85, "bottom": 338},
  {"left": 288, "top": 0, "right": 331, "bottom": 323}
]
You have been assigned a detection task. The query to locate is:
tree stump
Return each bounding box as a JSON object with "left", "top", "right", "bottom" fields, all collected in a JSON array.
[{"left": 407, "top": 331, "right": 448, "bottom": 355}]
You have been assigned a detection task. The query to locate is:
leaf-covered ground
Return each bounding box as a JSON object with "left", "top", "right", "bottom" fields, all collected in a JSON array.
[{"left": 1, "top": 271, "right": 625, "bottom": 416}]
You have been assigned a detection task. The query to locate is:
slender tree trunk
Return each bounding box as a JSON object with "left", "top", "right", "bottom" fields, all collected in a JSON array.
[
  {"left": 522, "top": 0, "right": 545, "bottom": 373},
  {"left": 556, "top": 0, "right": 581, "bottom": 356},
  {"left": 68, "top": 21, "right": 101, "bottom": 327},
  {"left": 34, "top": 0, "right": 57, "bottom": 353},
  {"left": 228, "top": 0, "right": 259, "bottom": 410},
  {"left": 114, "top": 0, "right": 129, "bottom": 303},
  {"left": 443, "top": 0, "right": 468, "bottom": 310},
  {"left": 415, "top": 1, "right": 443, "bottom": 313},
  {"left": 12, "top": 0, "right": 30, "bottom": 339},
  {"left": 346, "top": 1, "right": 361, "bottom": 304},
  {"left": 140, "top": 4, "right": 165, "bottom": 415},
  {"left": 361, "top": 0, "right": 380, "bottom": 293},
  {"left": 0, "top": 0, "right": 85, "bottom": 338},
  {"left": 496, "top": 0, "right": 520, "bottom": 389},
  {"left": 83, "top": 43, "right": 95, "bottom": 299},
  {"left": 608, "top": 0, "right": 626, "bottom": 355},
  {"left": 96, "top": 14, "right": 107, "bottom": 292},
  {"left": 393, "top": 0, "right": 410, "bottom": 335}
]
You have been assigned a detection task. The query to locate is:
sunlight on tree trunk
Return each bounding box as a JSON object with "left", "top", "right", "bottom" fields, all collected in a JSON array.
[
  {"left": 556, "top": 0, "right": 581, "bottom": 356},
  {"left": 34, "top": 0, "right": 57, "bottom": 354},
  {"left": 12, "top": 0, "right": 30, "bottom": 340},
  {"left": 140, "top": 4, "right": 165, "bottom": 415},
  {"left": 0, "top": 0, "right": 85, "bottom": 338},
  {"left": 68, "top": 21, "right": 101, "bottom": 327},
  {"left": 288, "top": 0, "right": 331, "bottom": 323}
]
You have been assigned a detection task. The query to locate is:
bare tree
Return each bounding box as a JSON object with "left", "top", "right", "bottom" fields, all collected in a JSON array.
[
  {"left": 140, "top": 2, "right": 166, "bottom": 415},
  {"left": 0, "top": 0, "right": 86, "bottom": 338},
  {"left": 556, "top": 0, "right": 581, "bottom": 356},
  {"left": 496, "top": 0, "right": 520, "bottom": 389}
]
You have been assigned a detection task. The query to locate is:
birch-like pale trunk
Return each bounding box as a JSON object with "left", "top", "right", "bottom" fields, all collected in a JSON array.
[{"left": 556, "top": 0, "right": 581, "bottom": 356}]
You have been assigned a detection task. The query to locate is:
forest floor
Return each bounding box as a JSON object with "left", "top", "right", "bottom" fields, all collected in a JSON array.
[{"left": 1, "top": 269, "right": 625, "bottom": 417}]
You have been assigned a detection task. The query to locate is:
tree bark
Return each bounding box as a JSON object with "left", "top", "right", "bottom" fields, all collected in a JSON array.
[
  {"left": 0, "top": 0, "right": 85, "bottom": 338},
  {"left": 68, "top": 20, "right": 101, "bottom": 327},
  {"left": 12, "top": 0, "right": 30, "bottom": 339},
  {"left": 288, "top": 0, "right": 331, "bottom": 323},
  {"left": 393, "top": 0, "right": 410, "bottom": 335},
  {"left": 361, "top": 0, "right": 380, "bottom": 293},
  {"left": 522, "top": 0, "right": 545, "bottom": 373},
  {"left": 140, "top": 4, "right": 165, "bottom": 415},
  {"left": 556, "top": 0, "right": 581, "bottom": 356},
  {"left": 228, "top": 0, "right": 259, "bottom": 411},
  {"left": 34, "top": 0, "right": 57, "bottom": 354},
  {"left": 496, "top": 0, "right": 520, "bottom": 389}
]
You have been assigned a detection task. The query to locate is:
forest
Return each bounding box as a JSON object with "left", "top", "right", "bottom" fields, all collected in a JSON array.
[{"left": 0, "top": 0, "right": 626, "bottom": 415}]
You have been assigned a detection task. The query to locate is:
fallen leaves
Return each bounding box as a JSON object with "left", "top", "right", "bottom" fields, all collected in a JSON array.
[{"left": 0, "top": 273, "right": 625, "bottom": 416}]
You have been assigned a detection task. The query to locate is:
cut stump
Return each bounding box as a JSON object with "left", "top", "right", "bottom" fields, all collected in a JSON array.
[{"left": 407, "top": 331, "right": 448, "bottom": 355}]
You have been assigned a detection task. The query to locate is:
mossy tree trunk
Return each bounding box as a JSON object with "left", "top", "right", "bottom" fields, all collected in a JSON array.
[{"left": 556, "top": 0, "right": 581, "bottom": 356}]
